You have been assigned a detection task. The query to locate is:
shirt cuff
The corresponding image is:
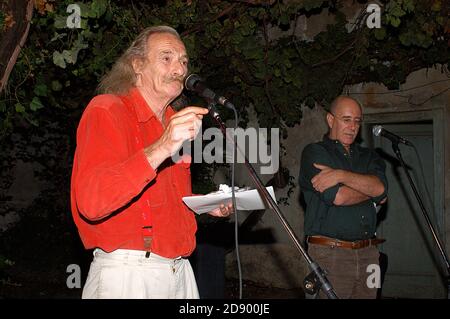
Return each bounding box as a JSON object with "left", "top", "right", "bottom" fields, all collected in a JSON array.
[
  {"left": 371, "top": 190, "right": 387, "bottom": 204},
  {"left": 123, "top": 149, "right": 157, "bottom": 190}
]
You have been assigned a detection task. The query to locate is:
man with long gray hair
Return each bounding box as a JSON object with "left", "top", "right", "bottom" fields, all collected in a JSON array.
[{"left": 71, "top": 26, "right": 232, "bottom": 299}]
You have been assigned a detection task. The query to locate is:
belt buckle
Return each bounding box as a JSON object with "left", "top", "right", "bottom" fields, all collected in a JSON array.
[
  {"left": 351, "top": 239, "right": 365, "bottom": 249},
  {"left": 333, "top": 240, "right": 342, "bottom": 248}
]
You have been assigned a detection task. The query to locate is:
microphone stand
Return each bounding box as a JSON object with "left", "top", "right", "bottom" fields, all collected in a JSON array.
[
  {"left": 207, "top": 102, "right": 338, "bottom": 299},
  {"left": 391, "top": 142, "right": 450, "bottom": 299}
]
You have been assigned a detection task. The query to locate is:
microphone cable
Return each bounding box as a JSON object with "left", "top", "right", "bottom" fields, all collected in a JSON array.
[
  {"left": 229, "top": 105, "right": 243, "bottom": 299},
  {"left": 185, "top": 74, "right": 243, "bottom": 298}
]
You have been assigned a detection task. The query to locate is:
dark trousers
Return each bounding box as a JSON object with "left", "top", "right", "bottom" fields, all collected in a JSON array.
[{"left": 308, "top": 243, "right": 380, "bottom": 299}]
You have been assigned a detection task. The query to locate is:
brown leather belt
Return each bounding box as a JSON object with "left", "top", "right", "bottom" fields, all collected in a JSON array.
[{"left": 307, "top": 236, "right": 385, "bottom": 249}]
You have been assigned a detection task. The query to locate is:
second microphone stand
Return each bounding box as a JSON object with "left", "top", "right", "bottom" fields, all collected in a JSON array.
[
  {"left": 207, "top": 103, "right": 338, "bottom": 299},
  {"left": 392, "top": 142, "right": 450, "bottom": 299}
]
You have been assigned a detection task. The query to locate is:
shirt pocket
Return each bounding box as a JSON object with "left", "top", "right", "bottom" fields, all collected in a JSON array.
[
  {"left": 145, "top": 174, "right": 168, "bottom": 208},
  {"left": 174, "top": 161, "right": 192, "bottom": 197}
]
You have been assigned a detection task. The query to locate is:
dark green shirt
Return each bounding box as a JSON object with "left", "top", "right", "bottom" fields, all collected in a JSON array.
[{"left": 299, "top": 135, "right": 388, "bottom": 241}]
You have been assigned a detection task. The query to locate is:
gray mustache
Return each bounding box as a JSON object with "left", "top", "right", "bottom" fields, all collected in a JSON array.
[{"left": 167, "top": 76, "right": 184, "bottom": 83}]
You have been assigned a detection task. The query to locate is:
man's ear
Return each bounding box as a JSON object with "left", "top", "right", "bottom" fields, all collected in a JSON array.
[
  {"left": 326, "top": 112, "right": 334, "bottom": 129},
  {"left": 132, "top": 58, "right": 143, "bottom": 74}
]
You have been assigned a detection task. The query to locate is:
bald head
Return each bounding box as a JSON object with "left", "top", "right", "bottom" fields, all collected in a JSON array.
[{"left": 329, "top": 96, "right": 362, "bottom": 115}]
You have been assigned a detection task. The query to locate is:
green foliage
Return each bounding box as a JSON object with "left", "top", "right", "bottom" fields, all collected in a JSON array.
[
  {"left": 0, "top": 0, "right": 447, "bottom": 146},
  {"left": 383, "top": 0, "right": 444, "bottom": 48},
  {"left": 2, "top": 0, "right": 448, "bottom": 135}
]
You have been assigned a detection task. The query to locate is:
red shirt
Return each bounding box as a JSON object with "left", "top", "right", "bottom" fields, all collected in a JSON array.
[{"left": 71, "top": 88, "right": 197, "bottom": 258}]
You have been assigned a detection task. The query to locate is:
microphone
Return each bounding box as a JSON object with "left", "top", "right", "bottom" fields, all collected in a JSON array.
[
  {"left": 372, "top": 125, "right": 413, "bottom": 146},
  {"left": 184, "top": 74, "right": 235, "bottom": 110}
]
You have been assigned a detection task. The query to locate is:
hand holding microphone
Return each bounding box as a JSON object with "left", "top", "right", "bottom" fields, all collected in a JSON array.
[
  {"left": 145, "top": 106, "right": 207, "bottom": 169},
  {"left": 158, "top": 72, "right": 235, "bottom": 160},
  {"left": 159, "top": 106, "right": 208, "bottom": 156}
]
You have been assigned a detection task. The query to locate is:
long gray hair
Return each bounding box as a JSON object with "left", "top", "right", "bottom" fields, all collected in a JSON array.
[{"left": 97, "top": 26, "right": 181, "bottom": 94}]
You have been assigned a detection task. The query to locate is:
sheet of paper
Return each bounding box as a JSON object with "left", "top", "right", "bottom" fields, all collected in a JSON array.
[{"left": 182, "top": 186, "right": 276, "bottom": 214}]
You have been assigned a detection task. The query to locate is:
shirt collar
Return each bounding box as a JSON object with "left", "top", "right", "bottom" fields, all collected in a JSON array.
[
  {"left": 323, "top": 134, "right": 356, "bottom": 155},
  {"left": 128, "top": 88, "right": 175, "bottom": 123}
]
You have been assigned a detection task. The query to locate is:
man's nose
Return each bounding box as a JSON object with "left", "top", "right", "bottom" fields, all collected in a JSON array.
[
  {"left": 347, "top": 121, "right": 357, "bottom": 133},
  {"left": 172, "top": 61, "right": 186, "bottom": 77},
  {"left": 348, "top": 120, "right": 358, "bottom": 130}
]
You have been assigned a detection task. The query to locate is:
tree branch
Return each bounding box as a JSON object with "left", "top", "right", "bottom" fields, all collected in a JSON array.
[
  {"left": 181, "top": 3, "right": 238, "bottom": 37},
  {"left": 311, "top": 36, "right": 358, "bottom": 68},
  {"left": 262, "top": 15, "right": 276, "bottom": 114},
  {"left": 0, "top": 0, "right": 34, "bottom": 94}
]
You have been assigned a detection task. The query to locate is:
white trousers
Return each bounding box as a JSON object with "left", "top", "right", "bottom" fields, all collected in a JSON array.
[{"left": 82, "top": 249, "right": 199, "bottom": 299}]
